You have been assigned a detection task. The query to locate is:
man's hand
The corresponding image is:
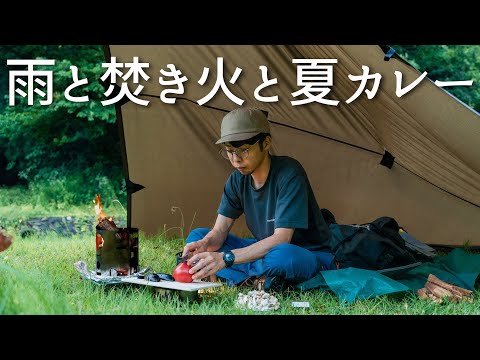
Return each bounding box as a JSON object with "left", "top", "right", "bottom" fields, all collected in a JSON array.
[
  {"left": 180, "top": 215, "right": 235, "bottom": 279},
  {"left": 0, "top": 229, "right": 13, "bottom": 252},
  {"left": 187, "top": 251, "right": 225, "bottom": 281},
  {"left": 181, "top": 239, "right": 209, "bottom": 259}
]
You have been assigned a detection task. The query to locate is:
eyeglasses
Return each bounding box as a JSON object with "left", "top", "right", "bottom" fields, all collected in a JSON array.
[{"left": 219, "top": 141, "right": 259, "bottom": 160}]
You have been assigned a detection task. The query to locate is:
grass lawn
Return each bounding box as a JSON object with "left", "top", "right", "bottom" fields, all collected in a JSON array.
[
  {"left": 1, "top": 187, "right": 479, "bottom": 315},
  {"left": 1, "top": 230, "right": 480, "bottom": 315}
]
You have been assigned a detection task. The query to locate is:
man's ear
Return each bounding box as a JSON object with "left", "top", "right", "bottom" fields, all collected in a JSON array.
[{"left": 263, "top": 135, "right": 272, "bottom": 151}]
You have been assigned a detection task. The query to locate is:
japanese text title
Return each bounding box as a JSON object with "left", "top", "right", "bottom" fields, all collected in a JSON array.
[{"left": 7, "top": 57, "right": 473, "bottom": 107}]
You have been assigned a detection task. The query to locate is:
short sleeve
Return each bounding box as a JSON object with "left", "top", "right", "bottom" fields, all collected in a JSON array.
[
  {"left": 274, "top": 175, "right": 308, "bottom": 229},
  {"left": 217, "top": 173, "right": 243, "bottom": 219}
]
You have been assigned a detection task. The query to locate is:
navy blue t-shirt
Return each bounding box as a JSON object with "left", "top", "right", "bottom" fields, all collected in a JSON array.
[{"left": 218, "top": 155, "right": 331, "bottom": 250}]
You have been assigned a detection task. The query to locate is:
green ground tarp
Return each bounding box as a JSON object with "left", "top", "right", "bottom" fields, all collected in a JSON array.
[{"left": 297, "top": 249, "right": 480, "bottom": 304}]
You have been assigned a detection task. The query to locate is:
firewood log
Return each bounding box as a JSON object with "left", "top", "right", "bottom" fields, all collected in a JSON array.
[{"left": 96, "top": 218, "right": 119, "bottom": 232}]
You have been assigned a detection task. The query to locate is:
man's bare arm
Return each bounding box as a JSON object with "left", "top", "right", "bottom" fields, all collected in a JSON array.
[
  {"left": 182, "top": 214, "right": 235, "bottom": 257},
  {"left": 203, "top": 214, "right": 236, "bottom": 251}
]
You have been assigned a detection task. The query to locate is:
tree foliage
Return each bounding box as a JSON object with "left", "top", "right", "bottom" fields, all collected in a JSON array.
[
  {"left": 0, "top": 45, "right": 123, "bottom": 204},
  {"left": 392, "top": 45, "right": 480, "bottom": 113}
]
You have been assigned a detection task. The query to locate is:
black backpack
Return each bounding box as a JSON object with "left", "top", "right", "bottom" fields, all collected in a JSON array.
[{"left": 323, "top": 213, "right": 428, "bottom": 271}]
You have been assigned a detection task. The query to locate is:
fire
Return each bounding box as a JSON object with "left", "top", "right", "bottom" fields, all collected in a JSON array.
[
  {"left": 94, "top": 194, "right": 120, "bottom": 249},
  {"left": 93, "top": 194, "right": 114, "bottom": 223},
  {"left": 93, "top": 194, "right": 115, "bottom": 225}
]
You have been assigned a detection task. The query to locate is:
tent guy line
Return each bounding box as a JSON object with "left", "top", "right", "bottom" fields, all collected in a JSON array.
[{"left": 140, "top": 94, "right": 381, "bottom": 155}]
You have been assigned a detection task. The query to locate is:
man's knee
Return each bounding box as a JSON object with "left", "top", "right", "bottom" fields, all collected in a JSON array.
[
  {"left": 186, "top": 228, "right": 210, "bottom": 243},
  {"left": 263, "top": 243, "right": 300, "bottom": 271},
  {"left": 266, "top": 243, "right": 298, "bottom": 261},
  {"left": 263, "top": 243, "right": 317, "bottom": 279}
]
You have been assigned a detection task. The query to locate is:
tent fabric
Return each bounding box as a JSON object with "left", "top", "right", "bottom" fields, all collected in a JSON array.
[
  {"left": 108, "top": 45, "right": 480, "bottom": 247},
  {"left": 296, "top": 248, "right": 480, "bottom": 304}
]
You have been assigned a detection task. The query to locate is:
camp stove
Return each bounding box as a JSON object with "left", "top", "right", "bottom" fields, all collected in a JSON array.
[
  {"left": 95, "top": 226, "right": 139, "bottom": 276},
  {"left": 93, "top": 194, "right": 139, "bottom": 277}
]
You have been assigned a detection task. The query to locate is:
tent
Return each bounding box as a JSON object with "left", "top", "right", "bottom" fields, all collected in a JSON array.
[{"left": 105, "top": 45, "right": 480, "bottom": 247}]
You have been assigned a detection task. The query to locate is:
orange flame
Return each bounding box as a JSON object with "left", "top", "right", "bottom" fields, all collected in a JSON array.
[{"left": 93, "top": 194, "right": 109, "bottom": 223}]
